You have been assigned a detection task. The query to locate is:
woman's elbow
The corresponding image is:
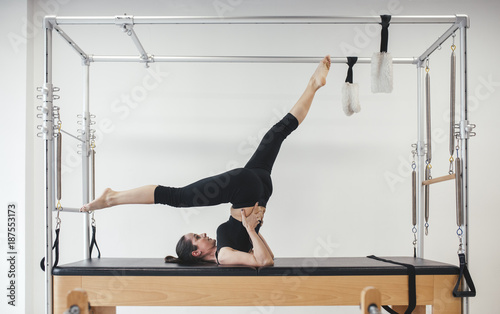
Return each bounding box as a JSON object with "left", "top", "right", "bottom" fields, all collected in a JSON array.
[{"left": 258, "top": 258, "right": 274, "bottom": 267}]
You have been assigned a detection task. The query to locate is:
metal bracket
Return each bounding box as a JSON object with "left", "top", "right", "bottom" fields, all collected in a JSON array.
[
  {"left": 416, "top": 140, "right": 426, "bottom": 157},
  {"left": 43, "top": 16, "right": 56, "bottom": 30},
  {"left": 460, "top": 120, "right": 476, "bottom": 139},
  {"left": 455, "top": 14, "right": 470, "bottom": 28},
  {"left": 115, "top": 15, "right": 134, "bottom": 26}
]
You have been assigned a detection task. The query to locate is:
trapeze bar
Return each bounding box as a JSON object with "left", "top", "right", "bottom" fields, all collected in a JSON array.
[
  {"left": 53, "top": 15, "right": 459, "bottom": 26},
  {"left": 89, "top": 55, "right": 417, "bottom": 64},
  {"left": 422, "top": 174, "right": 456, "bottom": 186}
]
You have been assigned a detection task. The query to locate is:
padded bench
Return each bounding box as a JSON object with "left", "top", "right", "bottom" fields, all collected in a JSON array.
[{"left": 52, "top": 256, "right": 461, "bottom": 313}]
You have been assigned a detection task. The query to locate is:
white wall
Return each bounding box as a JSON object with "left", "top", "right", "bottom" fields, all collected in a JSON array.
[
  {"left": 2, "top": 0, "right": 499, "bottom": 313},
  {"left": 0, "top": 0, "right": 33, "bottom": 313}
]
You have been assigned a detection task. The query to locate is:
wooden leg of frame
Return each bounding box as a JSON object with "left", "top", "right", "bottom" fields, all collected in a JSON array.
[
  {"left": 66, "top": 289, "right": 89, "bottom": 314},
  {"left": 432, "top": 275, "right": 462, "bottom": 314}
]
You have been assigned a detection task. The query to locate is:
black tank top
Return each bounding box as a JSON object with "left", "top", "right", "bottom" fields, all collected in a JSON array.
[{"left": 216, "top": 216, "right": 262, "bottom": 253}]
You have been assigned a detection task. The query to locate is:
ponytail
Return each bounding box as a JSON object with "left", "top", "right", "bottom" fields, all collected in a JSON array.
[
  {"left": 164, "top": 255, "right": 183, "bottom": 263},
  {"left": 164, "top": 235, "right": 201, "bottom": 264}
]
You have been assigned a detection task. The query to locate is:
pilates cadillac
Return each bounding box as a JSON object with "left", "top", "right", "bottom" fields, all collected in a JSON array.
[{"left": 81, "top": 56, "right": 332, "bottom": 267}]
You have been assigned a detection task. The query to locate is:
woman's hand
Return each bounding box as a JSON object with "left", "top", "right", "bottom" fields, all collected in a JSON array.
[{"left": 241, "top": 202, "right": 263, "bottom": 231}]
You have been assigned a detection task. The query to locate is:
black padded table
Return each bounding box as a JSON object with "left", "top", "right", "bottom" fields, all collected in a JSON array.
[{"left": 52, "top": 257, "right": 461, "bottom": 314}]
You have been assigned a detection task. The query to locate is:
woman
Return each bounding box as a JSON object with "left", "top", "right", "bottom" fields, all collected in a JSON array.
[{"left": 81, "top": 55, "right": 331, "bottom": 267}]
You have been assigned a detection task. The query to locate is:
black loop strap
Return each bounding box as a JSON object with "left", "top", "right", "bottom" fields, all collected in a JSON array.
[
  {"left": 380, "top": 15, "right": 391, "bottom": 53},
  {"left": 345, "top": 56, "right": 358, "bottom": 83},
  {"left": 367, "top": 256, "right": 416, "bottom": 314},
  {"left": 382, "top": 305, "right": 399, "bottom": 314},
  {"left": 40, "top": 228, "right": 60, "bottom": 271},
  {"left": 453, "top": 253, "right": 476, "bottom": 297},
  {"left": 89, "top": 225, "right": 101, "bottom": 259}
]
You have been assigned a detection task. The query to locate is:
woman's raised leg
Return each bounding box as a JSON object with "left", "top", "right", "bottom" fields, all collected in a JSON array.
[
  {"left": 289, "top": 55, "right": 331, "bottom": 125},
  {"left": 80, "top": 185, "right": 156, "bottom": 212}
]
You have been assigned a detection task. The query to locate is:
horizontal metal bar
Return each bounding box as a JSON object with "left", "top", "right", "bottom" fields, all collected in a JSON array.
[
  {"left": 54, "top": 15, "right": 459, "bottom": 25},
  {"left": 89, "top": 55, "right": 417, "bottom": 64},
  {"left": 418, "top": 23, "right": 460, "bottom": 62},
  {"left": 53, "top": 207, "right": 81, "bottom": 213}
]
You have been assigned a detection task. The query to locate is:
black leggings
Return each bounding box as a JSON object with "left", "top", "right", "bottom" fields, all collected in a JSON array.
[{"left": 154, "top": 113, "right": 299, "bottom": 208}]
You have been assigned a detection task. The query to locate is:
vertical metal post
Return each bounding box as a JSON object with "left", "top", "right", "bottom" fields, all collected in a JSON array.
[
  {"left": 42, "top": 17, "right": 54, "bottom": 314},
  {"left": 416, "top": 61, "right": 426, "bottom": 258},
  {"left": 459, "top": 23, "right": 470, "bottom": 314},
  {"left": 82, "top": 60, "right": 91, "bottom": 259}
]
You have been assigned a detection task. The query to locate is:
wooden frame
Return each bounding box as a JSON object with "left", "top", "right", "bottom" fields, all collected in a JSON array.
[{"left": 54, "top": 274, "right": 461, "bottom": 314}]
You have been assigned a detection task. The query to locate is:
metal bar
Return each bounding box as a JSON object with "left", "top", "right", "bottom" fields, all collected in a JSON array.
[
  {"left": 54, "top": 15, "right": 459, "bottom": 25},
  {"left": 89, "top": 55, "right": 417, "bottom": 64},
  {"left": 459, "top": 24, "right": 470, "bottom": 314},
  {"left": 42, "top": 18, "right": 54, "bottom": 314},
  {"left": 53, "top": 207, "right": 81, "bottom": 213},
  {"left": 128, "top": 28, "right": 148, "bottom": 59},
  {"left": 418, "top": 23, "right": 459, "bottom": 62},
  {"left": 60, "top": 128, "right": 85, "bottom": 143},
  {"left": 416, "top": 61, "right": 426, "bottom": 258},
  {"left": 53, "top": 25, "right": 88, "bottom": 60},
  {"left": 82, "top": 62, "right": 91, "bottom": 259}
]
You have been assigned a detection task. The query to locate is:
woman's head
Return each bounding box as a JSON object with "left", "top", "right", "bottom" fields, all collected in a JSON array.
[{"left": 164, "top": 233, "right": 216, "bottom": 264}]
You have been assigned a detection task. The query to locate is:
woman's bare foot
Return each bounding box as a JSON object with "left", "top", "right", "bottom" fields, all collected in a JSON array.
[
  {"left": 80, "top": 188, "right": 114, "bottom": 212},
  {"left": 310, "top": 55, "right": 331, "bottom": 90}
]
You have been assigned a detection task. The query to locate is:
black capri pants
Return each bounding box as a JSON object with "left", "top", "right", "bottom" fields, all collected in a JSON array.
[{"left": 154, "top": 113, "right": 299, "bottom": 208}]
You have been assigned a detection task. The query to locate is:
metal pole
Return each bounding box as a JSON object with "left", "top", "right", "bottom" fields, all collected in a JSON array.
[
  {"left": 416, "top": 61, "right": 426, "bottom": 258},
  {"left": 82, "top": 61, "right": 91, "bottom": 259},
  {"left": 42, "top": 16, "right": 54, "bottom": 314},
  {"left": 53, "top": 15, "right": 459, "bottom": 25},
  {"left": 459, "top": 23, "right": 470, "bottom": 314},
  {"left": 88, "top": 55, "right": 417, "bottom": 64}
]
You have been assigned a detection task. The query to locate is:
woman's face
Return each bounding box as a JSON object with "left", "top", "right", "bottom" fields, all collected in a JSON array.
[{"left": 186, "top": 233, "right": 216, "bottom": 254}]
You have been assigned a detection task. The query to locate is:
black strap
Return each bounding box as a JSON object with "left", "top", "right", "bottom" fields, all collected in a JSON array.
[
  {"left": 89, "top": 225, "right": 101, "bottom": 259},
  {"left": 40, "top": 228, "right": 60, "bottom": 271},
  {"left": 382, "top": 305, "right": 399, "bottom": 314},
  {"left": 345, "top": 56, "right": 358, "bottom": 83},
  {"left": 367, "top": 256, "right": 416, "bottom": 314},
  {"left": 453, "top": 253, "right": 476, "bottom": 297},
  {"left": 380, "top": 15, "right": 391, "bottom": 53}
]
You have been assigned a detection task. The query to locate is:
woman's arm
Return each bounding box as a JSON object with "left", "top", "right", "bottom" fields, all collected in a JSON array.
[
  {"left": 258, "top": 233, "right": 274, "bottom": 260},
  {"left": 217, "top": 206, "right": 274, "bottom": 267},
  {"left": 217, "top": 230, "right": 274, "bottom": 267}
]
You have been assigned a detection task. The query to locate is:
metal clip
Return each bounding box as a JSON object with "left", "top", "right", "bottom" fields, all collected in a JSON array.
[
  {"left": 457, "top": 227, "right": 464, "bottom": 254},
  {"left": 460, "top": 120, "right": 477, "bottom": 139}
]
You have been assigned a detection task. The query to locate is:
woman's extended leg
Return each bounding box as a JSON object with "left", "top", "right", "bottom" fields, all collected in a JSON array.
[
  {"left": 80, "top": 185, "right": 156, "bottom": 212},
  {"left": 244, "top": 55, "right": 331, "bottom": 173},
  {"left": 289, "top": 55, "right": 331, "bottom": 125}
]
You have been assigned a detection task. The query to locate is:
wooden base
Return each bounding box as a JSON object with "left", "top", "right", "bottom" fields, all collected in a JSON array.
[{"left": 53, "top": 274, "right": 461, "bottom": 313}]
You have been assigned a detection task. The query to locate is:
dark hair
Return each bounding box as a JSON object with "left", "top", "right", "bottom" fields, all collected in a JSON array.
[{"left": 164, "top": 235, "right": 201, "bottom": 264}]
